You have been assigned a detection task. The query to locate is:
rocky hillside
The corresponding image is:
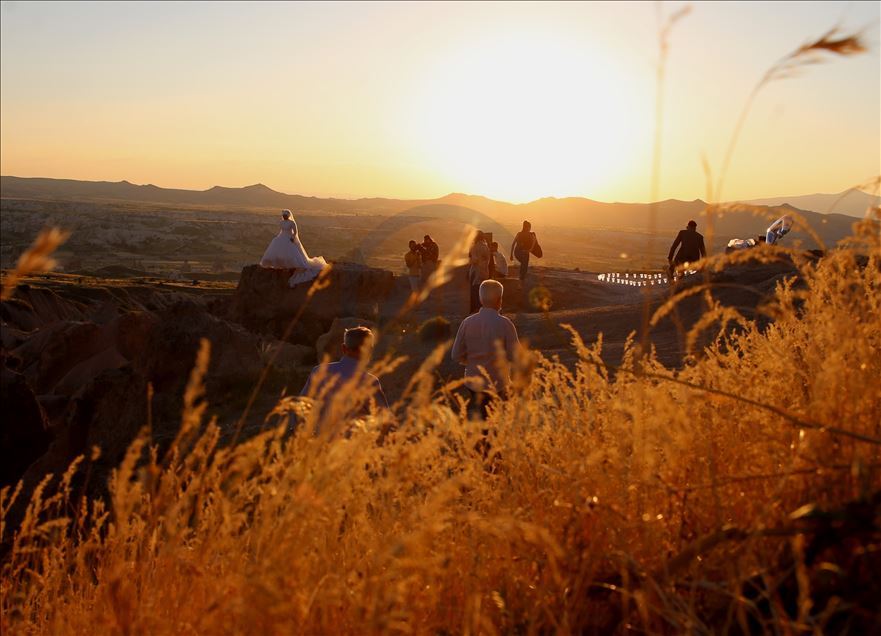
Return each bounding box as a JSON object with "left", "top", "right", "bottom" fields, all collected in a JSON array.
[
  {"left": 0, "top": 265, "right": 399, "bottom": 504},
  {"left": 1, "top": 254, "right": 818, "bottom": 533}
]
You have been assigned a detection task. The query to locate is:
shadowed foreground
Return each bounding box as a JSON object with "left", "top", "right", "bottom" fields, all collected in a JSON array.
[{"left": 1, "top": 224, "right": 880, "bottom": 635}]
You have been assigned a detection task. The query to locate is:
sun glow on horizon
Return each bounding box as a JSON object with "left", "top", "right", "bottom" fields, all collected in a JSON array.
[
  {"left": 402, "top": 31, "right": 651, "bottom": 203},
  {"left": 1, "top": 2, "right": 877, "bottom": 203}
]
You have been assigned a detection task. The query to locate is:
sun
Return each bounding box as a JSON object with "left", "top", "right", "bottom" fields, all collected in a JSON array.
[{"left": 406, "top": 31, "right": 649, "bottom": 203}]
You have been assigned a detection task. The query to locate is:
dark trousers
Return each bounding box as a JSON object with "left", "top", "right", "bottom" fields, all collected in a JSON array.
[
  {"left": 514, "top": 248, "right": 530, "bottom": 280},
  {"left": 467, "top": 389, "right": 503, "bottom": 469},
  {"left": 421, "top": 261, "right": 437, "bottom": 284},
  {"left": 467, "top": 388, "right": 493, "bottom": 421}
]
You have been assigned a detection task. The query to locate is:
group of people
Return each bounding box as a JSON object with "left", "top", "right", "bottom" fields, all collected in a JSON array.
[
  {"left": 401, "top": 221, "right": 543, "bottom": 314},
  {"left": 466, "top": 221, "right": 542, "bottom": 312},
  {"left": 404, "top": 235, "right": 440, "bottom": 292},
  {"left": 667, "top": 214, "right": 794, "bottom": 279},
  {"left": 724, "top": 214, "right": 793, "bottom": 253},
  {"left": 300, "top": 278, "right": 518, "bottom": 428},
  {"left": 257, "top": 209, "right": 529, "bottom": 428},
  {"left": 263, "top": 208, "right": 798, "bottom": 433}
]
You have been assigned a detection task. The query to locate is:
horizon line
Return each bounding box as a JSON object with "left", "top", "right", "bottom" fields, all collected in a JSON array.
[{"left": 1, "top": 173, "right": 877, "bottom": 208}]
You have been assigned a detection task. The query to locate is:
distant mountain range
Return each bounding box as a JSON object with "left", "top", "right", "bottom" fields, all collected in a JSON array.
[
  {"left": 743, "top": 189, "right": 879, "bottom": 218},
  {"left": 0, "top": 176, "right": 411, "bottom": 212},
  {"left": 1, "top": 175, "right": 874, "bottom": 246}
]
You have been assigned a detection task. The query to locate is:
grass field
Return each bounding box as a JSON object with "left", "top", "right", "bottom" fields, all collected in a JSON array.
[{"left": 2, "top": 217, "right": 879, "bottom": 634}]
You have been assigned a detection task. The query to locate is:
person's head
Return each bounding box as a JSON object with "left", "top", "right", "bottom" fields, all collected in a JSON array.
[
  {"left": 687, "top": 220, "right": 697, "bottom": 230},
  {"left": 423, "top": 234, "right": 432, "bottom": 243},
  {"left": 282, "top": 209, "right": 292, "bottom": 220},
  {"left": 490, "top": 241, "right": 499, "bottom": 252},
  {"left": 522, "top": 220, "right": 531, "bottom": 231},
  {"left": 474, "top": 230, "right": 485, "bottom": 244},
  {"left": 408, "top": 240, "right": 418, "bottom": 251},
  {"left": 479, "top": 279, "right": 504, "bottom": 310},
  {"left": 341, "top": 326, "right": 375, "bottom": 360}
]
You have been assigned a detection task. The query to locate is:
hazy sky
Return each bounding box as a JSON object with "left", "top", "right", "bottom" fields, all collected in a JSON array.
[{"left": 1, "top": 1, "right": 878, "bottom": 202}]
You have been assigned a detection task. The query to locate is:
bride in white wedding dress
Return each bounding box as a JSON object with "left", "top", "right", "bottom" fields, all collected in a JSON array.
[{"left": 259, "top": 210, "right": 328, "bottom": 286}]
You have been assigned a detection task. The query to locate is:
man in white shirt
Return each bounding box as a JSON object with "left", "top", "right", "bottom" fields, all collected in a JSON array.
[{"left": 451, "top": 279, "right": 519, "bottom": 420}]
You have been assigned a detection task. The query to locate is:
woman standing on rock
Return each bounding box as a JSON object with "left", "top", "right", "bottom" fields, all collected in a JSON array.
[{"left": 259, "top": 210, "right": 328, "bottom": 286}]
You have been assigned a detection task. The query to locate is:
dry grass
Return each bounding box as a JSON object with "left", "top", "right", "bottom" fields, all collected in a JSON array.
[
  {"left": 712, "top": 27, "right": 868, "bottom": 204},
  {"left": 1, "top": 223, "right": 879, "bottom": 634},
  {"left": 2, "top": 14, "right": 879, "bottom": 636},
  {"left": 0, "top": 227, "right": 69, "bottom": 301}
]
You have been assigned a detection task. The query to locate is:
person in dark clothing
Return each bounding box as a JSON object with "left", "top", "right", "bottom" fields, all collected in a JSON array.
[
  {"left": 405, "top": 240, "right": 423, "bottom": 292},
  {"left": 667, "top": 220, "right": 706, "bottom": 279},
  {"left": 468, "top": 232, "right": 491, "bottom": 313},
  {"left": 420, "top": 234, "right": 439, "bottom": 282},
  {"left": 510, "top": 221, "right": 536, "bottom": 281}
]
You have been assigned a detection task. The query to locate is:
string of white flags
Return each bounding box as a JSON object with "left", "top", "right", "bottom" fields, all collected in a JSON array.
[{"left": 596, "top": 270, "right": 698, "bottom": 286}]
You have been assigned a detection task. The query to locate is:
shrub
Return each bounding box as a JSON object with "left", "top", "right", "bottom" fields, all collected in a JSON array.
[{"left": 418, "top": 315, "right": 452, "bottom": 342}]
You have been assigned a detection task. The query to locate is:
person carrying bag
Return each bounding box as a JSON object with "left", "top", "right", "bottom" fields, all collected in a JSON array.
[{"left": 510, "top": 220, "right": 541, "bottom": 281}]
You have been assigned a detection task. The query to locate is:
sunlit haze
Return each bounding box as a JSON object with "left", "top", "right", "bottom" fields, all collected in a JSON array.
[{"left": 1, "top": 1, "right": 879, "bottom": 202}]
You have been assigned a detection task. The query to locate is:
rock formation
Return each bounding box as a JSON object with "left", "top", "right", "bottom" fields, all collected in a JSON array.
[
  {"left": 230, "top": 263, "right": 395, "bottom": 344},
  {"left": 0, "top": 263, "right": 404, "bottom": 504},
  {"left": 0, "top": 365, "right": 50, "bottom": 487}
]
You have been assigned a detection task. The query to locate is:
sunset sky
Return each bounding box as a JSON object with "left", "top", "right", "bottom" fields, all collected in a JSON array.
[{"left": 1, "top": 1, "right": 878, "bottom": 203}]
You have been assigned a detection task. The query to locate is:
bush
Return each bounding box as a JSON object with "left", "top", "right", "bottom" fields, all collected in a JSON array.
[{"left": 418, "top": 315, "right": 452, "bottom": 342}]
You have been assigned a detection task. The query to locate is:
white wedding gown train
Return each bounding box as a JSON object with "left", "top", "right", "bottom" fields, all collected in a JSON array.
[{"left": 259, "top": 219, "right": 328, "bottom": 286}]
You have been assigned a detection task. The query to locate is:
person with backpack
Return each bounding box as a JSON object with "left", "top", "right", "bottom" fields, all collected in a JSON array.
[{"left": 510, "top": 220, "right": 541, "bottom": 281}]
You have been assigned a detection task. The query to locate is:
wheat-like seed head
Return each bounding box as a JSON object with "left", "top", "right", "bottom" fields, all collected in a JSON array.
[{"left": 1, "top": 227, "right": 70, "bottom": 300}]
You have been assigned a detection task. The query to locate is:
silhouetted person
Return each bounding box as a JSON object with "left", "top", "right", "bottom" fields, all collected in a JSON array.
[
  {"left": 405, "top": 240, "right": 422, "bottom": 293},
  {"left": 300, "top": 326, "right": 388, "bottom": 432},
  {"left": 667, "top": 220, "right": 706, "bottom": 279},
  {"left": 490, "top": 241, "right": 508, "bottom": 278},
  {"left": 451, "top": 279, "right": 519, "bottom": 420},
  {"left": 468, "top": 231, "right": 490, "bottom": 313},
  {"left": 510, "top": 220, "right": 538, "bottom": 281},
  {"left": 420, "top": 234, "right": 439, "bottom": 282}
]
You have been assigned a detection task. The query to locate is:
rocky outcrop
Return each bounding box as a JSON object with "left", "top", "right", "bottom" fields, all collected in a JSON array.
[
  {"left": 2, "top": 263, "right": 400, "bottom": 494},
  {"left": 230, "top": 263, "right": 395, "bottom": 344},
  {"left": 258, "top": 341, "right": 314, "bottom": 371},
  {"left": 0, "top": 286, "right": 89, "bottom": 331},
  {"left": 0, "top": 298, "right": 270, "bottom": 495},
  {"left": 133, "top": 301, "right": 264, "bottom": 394},
  {"left": 0, "top": 366, "right": 51, "bottom": 487},
  {"left": 14, "top": 321, "right": 113, "bottom": 393}
]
